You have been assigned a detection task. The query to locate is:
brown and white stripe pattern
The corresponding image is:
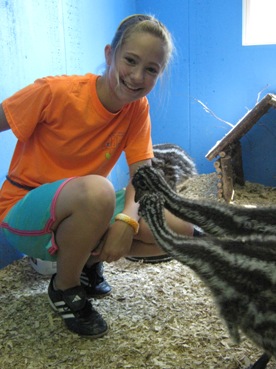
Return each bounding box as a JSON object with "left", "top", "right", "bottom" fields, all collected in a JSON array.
[
  {"left": 132, "top": 165, "right": 276, "bottom": 239},
  {"left": 132, "top": 165, "right": 276, "bottom": 368},
  {"left": 152, "top": 143, "right": 198, "bottom": 191}
]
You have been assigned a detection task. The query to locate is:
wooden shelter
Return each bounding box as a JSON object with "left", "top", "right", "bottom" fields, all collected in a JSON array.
[{"left": 205, "top": 93, "right": 276, "bottom": 202}]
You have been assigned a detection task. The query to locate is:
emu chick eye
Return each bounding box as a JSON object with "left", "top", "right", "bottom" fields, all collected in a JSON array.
[{"left": 139, "top": 180, "right": 147, "bottom": 189}]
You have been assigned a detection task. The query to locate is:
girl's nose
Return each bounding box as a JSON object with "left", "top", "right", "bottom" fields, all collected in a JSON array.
[{"left": 131, "top": 67, "right": 144, "bottom": 83}]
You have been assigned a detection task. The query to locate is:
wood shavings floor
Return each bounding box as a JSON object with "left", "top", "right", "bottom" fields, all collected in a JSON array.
[
  {"left": 1, "top": 257, "right": 275, "bottom": 369},
  {"left": 1, "top": 173, "right": 276, "bottom": 369}
]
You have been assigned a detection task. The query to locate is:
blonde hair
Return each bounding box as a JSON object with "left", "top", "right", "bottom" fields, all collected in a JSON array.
[{"left": 110, "top": 14, "right": 175, "bottom": 72}]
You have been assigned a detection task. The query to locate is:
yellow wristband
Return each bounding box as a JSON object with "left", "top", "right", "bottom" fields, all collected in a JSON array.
[{"left": 114, "top": 213, "right": 139, "bottom": 235}]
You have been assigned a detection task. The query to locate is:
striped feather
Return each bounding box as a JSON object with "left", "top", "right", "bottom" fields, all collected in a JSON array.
[
  {"left": 132, "top": 165, "right": 276, "bottom": 238},
  {"left": 152, "top": 143, "right": 198, "bottom": 190},
  {"left": 138, "top": 193, "right": 276, "bottom": 362},
  {"left": 132, "top": 165, "right": 276, "bottom": 367}
]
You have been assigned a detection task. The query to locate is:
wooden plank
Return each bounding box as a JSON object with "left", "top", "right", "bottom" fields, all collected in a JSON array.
[{"left": 206, "top": 93, "right": 276, "bottom": 161}]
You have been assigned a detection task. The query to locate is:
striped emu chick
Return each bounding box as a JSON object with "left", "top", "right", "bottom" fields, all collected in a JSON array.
[
  {"left": 132, "top": 165, "right": 276, "bottom": 239},
  {"left": 137, "top": 192, "right": 276, "bottom": 368},
  {"left": 152, "top": 143, "right": 198, "bottom": 191}
]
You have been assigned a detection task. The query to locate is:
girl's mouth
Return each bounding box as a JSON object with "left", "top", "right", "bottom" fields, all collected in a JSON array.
[{"left": 121, "top": 79, "right": 142, "bottom": 92}]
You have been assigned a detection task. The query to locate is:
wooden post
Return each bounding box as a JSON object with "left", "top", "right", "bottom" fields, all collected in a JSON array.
[
  {"left": 220, "top": 155, "right": 234, "bottom": 202},
  {"left": 231, "top": 141, "right": 245, "bottom": 186}
]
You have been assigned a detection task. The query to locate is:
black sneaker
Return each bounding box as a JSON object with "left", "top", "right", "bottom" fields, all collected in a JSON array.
[
  {"left": 80, "top": 262, "right": 112, "bottom": 298},
  {"left": 48, "top": 274, "right": 108, "bottom": 338}
]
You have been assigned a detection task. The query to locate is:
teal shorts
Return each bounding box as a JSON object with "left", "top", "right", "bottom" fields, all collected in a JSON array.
[{"left": 0, "top": 178, "right": 126, "bottom": 261}]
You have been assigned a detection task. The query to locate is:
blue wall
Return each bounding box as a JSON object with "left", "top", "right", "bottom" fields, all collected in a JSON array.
[
  {"left": 138, "top": 0, "right": 276, "bottom": 185},
  {"left": 1, "top": 0, "right": 276, "bottom": 267},
  {"left": 2, "top": 1, "right": 276, "bottom": 187}
]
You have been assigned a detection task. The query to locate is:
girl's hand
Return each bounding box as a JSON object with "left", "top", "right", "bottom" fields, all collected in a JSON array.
[
  {"left": 97, "top": 221, "right": 135, "bottom": 262},
  {"left": 95, "top": 159, "right": 151, "bottom": 262}
]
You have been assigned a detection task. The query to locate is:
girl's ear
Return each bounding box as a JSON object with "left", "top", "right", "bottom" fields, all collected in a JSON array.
[{"left": 104, "top": 45, "right": 112, "bottom": 66}]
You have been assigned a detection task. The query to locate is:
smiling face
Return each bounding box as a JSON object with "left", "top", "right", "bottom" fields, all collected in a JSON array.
[{"left": 99, "top": 31, "right": 167, "bottom": 112}]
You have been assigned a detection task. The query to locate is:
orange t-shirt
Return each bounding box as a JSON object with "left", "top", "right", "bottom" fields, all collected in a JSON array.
[{"left": 0, "top": 73, "right": 153, "bottom": 221}]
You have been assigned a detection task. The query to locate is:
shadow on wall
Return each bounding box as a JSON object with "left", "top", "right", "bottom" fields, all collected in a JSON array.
[
  {"left": 0, "top": 175, "right": 24, "bottom": 268},
  {"left": 0, "top": 228, "right": 23, "bottom": 269}
]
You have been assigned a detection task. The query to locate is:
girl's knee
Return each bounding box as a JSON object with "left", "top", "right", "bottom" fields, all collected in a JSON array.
[
  {"left": 77, "top": 176, "right": 115, "bottom": 213},
  {"left": 80, "top": 175, "right": 115, "bottom": 202},
  {"left": 55, "top": 176, "right": 116, "bottom": 220}
]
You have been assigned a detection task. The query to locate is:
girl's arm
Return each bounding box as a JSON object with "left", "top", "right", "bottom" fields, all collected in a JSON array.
[
  {"left": 96, "top": 159, "right": 152, "bottom": 263},
  {"left": 123, "top": 159, "right": 152, "bottom": 221}
]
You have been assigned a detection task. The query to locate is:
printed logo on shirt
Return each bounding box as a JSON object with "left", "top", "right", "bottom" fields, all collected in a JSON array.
[{"left": 103, "top": 132, "right": 125, "bottom": 160}]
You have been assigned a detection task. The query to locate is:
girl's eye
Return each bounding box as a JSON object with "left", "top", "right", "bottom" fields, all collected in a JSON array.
[
  {"left": 147, "top": 67, "right": 159, "bottom": 75},
  {"left": 125, "top": 57, "right": 136, "bottom": 65}
]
